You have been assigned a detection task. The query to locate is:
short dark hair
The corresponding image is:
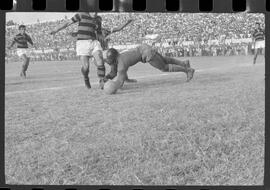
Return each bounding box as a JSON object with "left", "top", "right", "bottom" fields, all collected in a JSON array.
[
  {"left": 108, "top": 48, "right": 119, "bottom": 55},
  {"left": 19, "top": 25, "right": 26, "bottom": 30},
  {"left": 255, "top": 22, "right": 260, "bottom": 25},
  {"left": 106, "top": 48, "right": 119, "bottom": 64}
]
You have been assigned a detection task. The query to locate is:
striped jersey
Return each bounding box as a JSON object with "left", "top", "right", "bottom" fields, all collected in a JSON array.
[
  {"left": 253, "top": 28, "right": 264, "bottom": 41},
  {"left": 71, "top": 13, "right": 98, "bottom": 40},
  {"left": 13, "top": 33, "right": 33, "bottom": 48}
]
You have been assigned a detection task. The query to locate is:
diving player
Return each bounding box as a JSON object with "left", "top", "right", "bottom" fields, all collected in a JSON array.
[
  {"left": 69, "top": 17, "right": 135, "bottom": 83},
  {"left": 102, "top": 44, "right": 194, "bottom": 92}
]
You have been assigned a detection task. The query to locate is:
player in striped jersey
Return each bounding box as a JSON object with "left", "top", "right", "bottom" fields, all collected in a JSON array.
[
  {"left": 7, "top": 25, "right": 36, "bottom": 78},
  {"left": 70, "top": 16, "right": 135, "bottom": 83},
  {"left": 50, "top": 12, "right": 106, "bottom": 89},
  {"left": 252, "top": 22, "right": 265, "bottom": 65},
  {"left": 102, "top": 44, "right": 194, "bottom": 93}
]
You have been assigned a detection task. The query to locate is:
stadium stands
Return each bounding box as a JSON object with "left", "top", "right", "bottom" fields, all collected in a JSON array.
[{"left": 5, "top": 13, "right": 264, "bottom": 62}]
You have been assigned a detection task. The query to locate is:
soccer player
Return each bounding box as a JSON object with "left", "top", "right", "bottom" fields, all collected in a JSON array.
[
  {"left": 102, "top": 44, "right": 194, "bottom": 91},
  {"left": 96, "top": 18, "right": 136, "bottom": 83},
  {"left": 70, "top": 17, "right": 135, "bottom": 83},
  {"left": 252, "top": 22, "right": 265, "bottom": 65},
  {"left": 50, "top": 12, "right": 106, "bottom": 89},
  {"left": 7, "top": 25, "right": 36, "bottom": 78}
]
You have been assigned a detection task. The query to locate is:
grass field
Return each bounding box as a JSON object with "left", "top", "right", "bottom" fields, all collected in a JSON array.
[{"left": 5, "top": 55, "right": 265, "bottom": 185}]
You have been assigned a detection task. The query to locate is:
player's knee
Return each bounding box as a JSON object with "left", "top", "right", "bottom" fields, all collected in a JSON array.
[
  {"left": 80, "top": 56, "right": 90, "bottom": 66},
  {"left": 93, "top": 50, "right": 104, "bottom": 66},
  {"left": 22, "top": 55, "right": 27, "bottom": 61},
  {"left": 80, "top": 55, "right": 89, "bottom": 62},
  {"left": 81, "top": 66, "right": 89, "bottom": 76}
]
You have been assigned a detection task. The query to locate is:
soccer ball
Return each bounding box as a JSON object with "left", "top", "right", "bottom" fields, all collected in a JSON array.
[{"left": 104, "top": 80, "right": 118, "bottom": 95}]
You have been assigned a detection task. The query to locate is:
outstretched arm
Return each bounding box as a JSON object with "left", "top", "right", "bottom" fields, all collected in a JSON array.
[
  {"left": 51, "top": 13, "right": 81, "bottom": 35},
  {"left": 50, "top": 20, "right": 74, "bottom": 35},
  {"left": 111, "top": 19, "right": 133, "bottom": 34}
]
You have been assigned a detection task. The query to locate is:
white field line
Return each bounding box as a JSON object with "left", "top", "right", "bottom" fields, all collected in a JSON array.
[{"left": 5, "top": 63, "right": 263, "bottom": 96}]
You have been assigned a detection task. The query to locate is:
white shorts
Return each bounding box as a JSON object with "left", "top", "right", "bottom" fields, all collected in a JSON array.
[
  {"left": 76, "top": 40, "right": 103, "bottom": 56},
  {"left": 17, "top": 48, "right": 31, "bottom": 57},
  {"left": 255, "top": 40, "right": 265, "bottom": 49}
]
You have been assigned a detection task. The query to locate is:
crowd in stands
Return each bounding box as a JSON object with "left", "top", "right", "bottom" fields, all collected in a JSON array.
[{"left": 5, "top": 13, "right": 264, "bottom": 62}]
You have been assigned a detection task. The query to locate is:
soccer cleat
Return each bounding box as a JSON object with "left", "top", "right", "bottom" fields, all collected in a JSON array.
[
  {"left": 84, "top": 79, "right": 91, "bottom": 89},
  {"left": 185, "top": 60, "right": 190, "bottom": 69},
  {"left": 186, "top": 68, "right": 195, "bottom": 82},
  {"left": 20, "top": 71, "right": 26, "bottom": 78},
  {"left": 125, "top": 78, "right": 137, "bottom": 83},
  {"left": 99, "top": 79, "right": 105, "bottom": 90}
]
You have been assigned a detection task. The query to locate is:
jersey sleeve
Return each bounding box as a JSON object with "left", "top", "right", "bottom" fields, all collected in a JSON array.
[{"left": 71, "top": 13, "right": 81, "bottom": 23}]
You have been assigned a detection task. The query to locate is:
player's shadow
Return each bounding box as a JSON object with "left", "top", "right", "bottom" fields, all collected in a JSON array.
[
  {"left": 117, "top": 77, "right": 187, "bottom": 95},
  {"left": 5, "top": 82, "right": 25, "bottom": 86},
  {"left": 117, "top": 72, "right": 234, "bottom": 95},
  {"left": 196, "top": 72, "right": 238, "bottom": 85}
]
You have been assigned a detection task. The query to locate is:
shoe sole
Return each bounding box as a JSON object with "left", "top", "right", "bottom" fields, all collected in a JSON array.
[
  {"left": 186, "top": 60, "right": 190, "bottom": 68},
  {"left": 187, "top": 69, "right": 195, "bottom": 82}
]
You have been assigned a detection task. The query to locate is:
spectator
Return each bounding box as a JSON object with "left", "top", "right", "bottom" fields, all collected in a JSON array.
[{"left": 5, "top": 13, "right": 264, "bottom": 61}]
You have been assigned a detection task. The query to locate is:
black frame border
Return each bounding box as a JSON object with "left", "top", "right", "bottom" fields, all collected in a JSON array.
[{"left": 0, "top": 0, "right": 269, "bottom": 189}]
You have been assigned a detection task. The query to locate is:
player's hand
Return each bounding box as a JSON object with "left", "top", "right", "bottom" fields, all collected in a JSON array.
[
  {"left": 69, "top": 32, "right": 77, "bottom": 37},
  {"left": 49, "top": 30, "right": 57, "bottom": 35}
]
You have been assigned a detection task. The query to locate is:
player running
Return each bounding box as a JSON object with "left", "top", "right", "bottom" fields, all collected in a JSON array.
[
  {"left": 252, "top": 22, "right": 265, "bottom": 65},
  {"left": 50, "top": 12, "right": 106, "bottom": 89},
  {"left": 102, "top": 44, "right": 194, "bottom": 92},
  {"left": 70, "top": 16, "right": 135, "bottom": 83},
  {"left": 7, "top": 25, "right": 36, "bottom": 78}
]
